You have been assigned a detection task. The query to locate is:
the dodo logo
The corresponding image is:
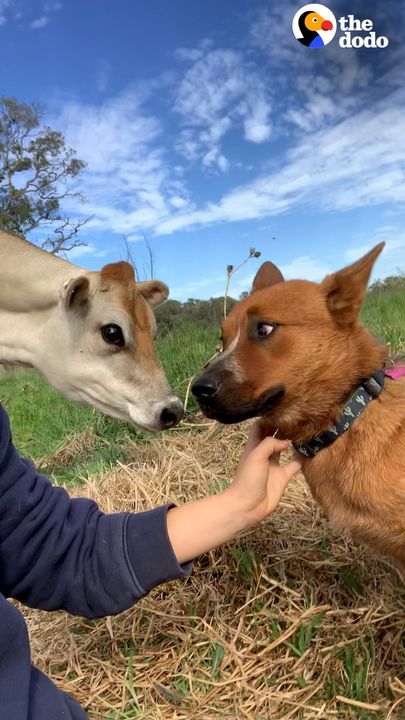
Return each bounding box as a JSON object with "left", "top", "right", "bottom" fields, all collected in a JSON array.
[{"left": 292, "top": 4, "right": 336, "bottom": 48}]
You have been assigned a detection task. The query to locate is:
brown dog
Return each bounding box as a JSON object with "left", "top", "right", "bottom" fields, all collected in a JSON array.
[{"left": 192, "top": 244, "right": 405, "bottom": 575}]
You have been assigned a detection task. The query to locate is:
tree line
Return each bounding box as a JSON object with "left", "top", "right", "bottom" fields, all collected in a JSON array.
[{"left": 155, "top": 296, "right": 238, "bottom": 337}]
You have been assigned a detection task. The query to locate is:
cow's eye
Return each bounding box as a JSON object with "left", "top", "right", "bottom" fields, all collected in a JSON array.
[
  {"left": 257, "top": 322, "right": 275, "bottom": 338},
  {"left": 101, "top": 324, "right": 125, "bottom": 347}
]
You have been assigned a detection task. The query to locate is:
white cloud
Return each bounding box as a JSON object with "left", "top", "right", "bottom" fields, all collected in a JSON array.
[
  {"left": 171, "top": 272, "right": 225, "bottom": 301},
  {"left": 243, "top": 98, "right": 271, "bottom": 143},
  {"left": 154, "top": 87, "right": 405, "bottom": 236},
  {"left": 169, "top": 195, "right": 188, "bottom": 209},
  {"left": 56, "top": 91, "right": 188, "bottom": 236},
  {"left": 229, "top": 254, "right": 331, "bottom": 295},
  {"left": 30, "top": 16, "right": 49, "bottom": 29},
  {"left": 174, "top": 47, "right": 204, "bottom": 63},
  {"left": 30, "top": 1, "right": 62, "bottom": 29},
  {"left": 174, "top": 48, "right": 272, "bottom": 171},
  {"left": 280, "top": 256, "right": 330, "bottom": 281},
  {"left": 0, "top": 0, "right": 10, "bottom": 25},
  {"left": 46, "top": 6, "right": 404, "bottom": 248},
  {"left": 55, "top": 77, "right": 405, "bottom": 244},
  {"left": 0, "top": 0, "right": 62, "bottom": 28},
  {"left": 66, "top": 245, "right": 93, "bottom": 259},
  {"left": 344, "top": 229, "right": 405, "bottom": 279},
  {"left": 96, "top": 59, "right": 111, "bottom": 93},
  {"left": 44, "top": 1, "right": 62, "bottom": 11},
  {"left": 249, "top": 2, "right": 380, "bottom": 139},
  {"left": 59, "top": 92, "right": 161, "bottom": 173}
]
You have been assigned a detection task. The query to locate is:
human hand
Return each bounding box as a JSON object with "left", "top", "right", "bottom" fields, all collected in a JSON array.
[{"left": 228, "top": 422, "right": 303, "bottom": 526}]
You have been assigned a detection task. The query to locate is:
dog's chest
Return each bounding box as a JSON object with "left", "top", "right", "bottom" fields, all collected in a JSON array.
[
  {"left": 303, "top": 457, "right": 349, "bottom": 524},
  {"left": 301, "top": 445, "right": 381, "bottom": 530}
]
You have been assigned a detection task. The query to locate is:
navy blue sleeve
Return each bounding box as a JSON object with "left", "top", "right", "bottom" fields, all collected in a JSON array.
[{"left": 0, "top": 404, "right": 191, "bottom": 619}]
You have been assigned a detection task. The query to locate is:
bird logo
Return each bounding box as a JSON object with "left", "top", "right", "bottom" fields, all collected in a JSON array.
[{"left": 292, "top": 4, "right": 336, "bottom": 48}]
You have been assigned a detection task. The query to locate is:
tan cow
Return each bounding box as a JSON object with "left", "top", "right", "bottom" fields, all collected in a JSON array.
[{"left": 0, "top": 229, "right": 183, "bottom": 431}]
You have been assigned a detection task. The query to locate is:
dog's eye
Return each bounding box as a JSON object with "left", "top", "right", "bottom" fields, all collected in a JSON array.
[
  {"left": 257, "top": 322, "right": 274, "bottom": 338},
  {"left": 101, "top": 324, "right": 125, "bottom": 347}
]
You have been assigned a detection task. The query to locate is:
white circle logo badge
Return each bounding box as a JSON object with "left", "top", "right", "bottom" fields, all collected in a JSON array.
[{"left": 292, "top": 4, "right": 337, "bottom": 48}]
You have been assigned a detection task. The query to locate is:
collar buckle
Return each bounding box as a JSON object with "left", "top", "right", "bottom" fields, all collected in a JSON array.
[{"left": 363, "top": 370, "right": 384, "bottom": 398}]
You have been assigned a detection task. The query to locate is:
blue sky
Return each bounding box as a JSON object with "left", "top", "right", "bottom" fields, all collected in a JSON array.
[{"left": 1, "top": 0, "right": 404, "bottom": 300}]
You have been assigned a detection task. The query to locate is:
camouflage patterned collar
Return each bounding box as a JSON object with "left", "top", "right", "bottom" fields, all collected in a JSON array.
[{"left": 293, "top": 369, "right": 385, "bottom": 459}]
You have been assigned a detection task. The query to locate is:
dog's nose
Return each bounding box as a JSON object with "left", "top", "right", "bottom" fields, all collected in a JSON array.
[
  {"left": 159, "top": 399, "right": 184, "bottom": 429},
  {"left": 191, "top": 376, "right": 219, "bottom": 399}
]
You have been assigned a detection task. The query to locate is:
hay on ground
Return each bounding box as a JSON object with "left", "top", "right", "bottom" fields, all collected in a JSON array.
[{"left": 20, "top": 420, "right": 405, "bottom": 719}]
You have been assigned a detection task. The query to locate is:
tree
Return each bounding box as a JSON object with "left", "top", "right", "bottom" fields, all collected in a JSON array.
[{"left": 0, "top": 97, "right": 88, "bottom": 254}]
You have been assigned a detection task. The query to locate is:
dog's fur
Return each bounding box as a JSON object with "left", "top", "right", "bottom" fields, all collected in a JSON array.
[{"left": 192, "top": 245, "right": 405, "bottom": 575}]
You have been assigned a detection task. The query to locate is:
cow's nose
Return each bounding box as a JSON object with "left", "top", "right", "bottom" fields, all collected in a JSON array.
[
  {"left": 159, "top": 399, "right": 184, "bottom": 429},
  {"left": 191, "top": 376, "right": 219, "bottom": 399}
]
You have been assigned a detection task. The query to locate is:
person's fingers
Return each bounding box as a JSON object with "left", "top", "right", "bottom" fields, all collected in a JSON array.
[
  {"left": 267, "top": 468, "right": 291, "bottom": 498},
  {"left": 252, "top": 436, "right": 289, "bottom": 462},
  {"left": 240, "top": 422, "right": 261, "bottom": 459},
  {"left": 284, "top": 458, "right": 304, "bottom": 480},
  {"left": 269, "top": 451, "right": 281, "bottom": 467}
]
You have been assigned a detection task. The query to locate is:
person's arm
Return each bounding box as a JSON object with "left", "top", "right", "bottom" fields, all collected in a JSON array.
[
  {"left": 167, "top": 426, "right": 303, "bottom": 563},
  {"left": 0, "top": 404, "right": 189, "bottom": 619},
  {"left": 0, "top": 403, "right": 301, "bottom": 620}
]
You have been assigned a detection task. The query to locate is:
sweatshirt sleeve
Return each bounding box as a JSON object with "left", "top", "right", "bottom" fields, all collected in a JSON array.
[{"left": 0, "top": 404, "right": 191, "bottom": 619}]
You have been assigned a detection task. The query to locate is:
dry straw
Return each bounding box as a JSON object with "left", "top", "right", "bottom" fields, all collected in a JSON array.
[{"left": 20, "top": 419, "right": 405, "bottom": 719}]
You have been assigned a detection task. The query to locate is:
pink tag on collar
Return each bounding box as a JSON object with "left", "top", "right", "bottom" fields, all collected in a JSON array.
[{"left": 385, "top": 366, "right": 405, "bottom": 380}]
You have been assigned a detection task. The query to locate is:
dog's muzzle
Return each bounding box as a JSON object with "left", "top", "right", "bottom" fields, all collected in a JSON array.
[{"left": 192, "top": 375, "right": 285, "bottom": 424}]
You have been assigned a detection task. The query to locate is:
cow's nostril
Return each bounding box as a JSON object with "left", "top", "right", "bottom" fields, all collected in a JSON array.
[
  {"left": 191, "top": 376, "right": 219, "bottom": 399},
  {"left": 160, "top": 400, "right": 184, "bottom": 429}
]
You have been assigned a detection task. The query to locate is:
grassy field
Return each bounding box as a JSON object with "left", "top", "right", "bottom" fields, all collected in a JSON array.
[
  {"left": 1, "top": 288, "right": 405, "bottom": 718},
  {"left": 1, "top": 289, "right": 403, "bottom": 482},
  {"left": 0, "top": 323, "right": 217, "bottom": 483},
  {"left": 361, "top": 288, "right": 405, "bottom": 353}
]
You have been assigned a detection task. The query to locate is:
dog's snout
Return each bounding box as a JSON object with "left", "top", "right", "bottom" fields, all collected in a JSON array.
[
  {"left": 159, "top": 399, "right": 184, "bottom": 429},
  {"left": 191, "top": 376, "right": 219, "bottom": 400}
]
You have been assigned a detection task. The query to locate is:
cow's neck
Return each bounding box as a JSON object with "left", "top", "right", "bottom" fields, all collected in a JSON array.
[
  {"left": 0, "top": 231, "right": 81, "bottom": 312},
  {"left": 0, "top": 231, "right": 81, "bottom": 366}
]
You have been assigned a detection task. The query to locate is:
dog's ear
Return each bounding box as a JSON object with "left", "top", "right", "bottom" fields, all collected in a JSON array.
[
  {"left": 321, "top": 243, "right": 384, "bottom": 326},
  {"left": 252, "top": 262, "right": 284, "bottom": 293}
]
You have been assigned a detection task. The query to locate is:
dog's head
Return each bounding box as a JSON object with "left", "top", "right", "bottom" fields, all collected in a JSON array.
[{"left": 192, "top": 244, "right": 386, "bottom": 435}]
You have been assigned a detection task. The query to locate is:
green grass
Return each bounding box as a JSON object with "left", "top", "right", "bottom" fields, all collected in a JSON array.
[
  {"left": 0, "top": 287, "right": 403, "bottom": 483},
  {"left": 156, "top": 323, "right": 218, "bottom": 405},
  {"left": 0, "top": 369, "right": 97, "bottom": 459},
  {"left": 361, "top": 288, "right": 405, "bottom": 353},
  {"left": 0, "top": 324, "right": 217, "bottom": 483},
  {"left": 285, "top": 612, "right": 325, "bottom": 658},
  {"left": 323, "top": 636, "right": 380, "bottom": 720}
]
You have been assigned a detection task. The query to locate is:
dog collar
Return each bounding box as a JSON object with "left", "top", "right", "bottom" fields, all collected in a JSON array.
[{"left": 293, "top": 369, "right": 385, "bottom": 459}]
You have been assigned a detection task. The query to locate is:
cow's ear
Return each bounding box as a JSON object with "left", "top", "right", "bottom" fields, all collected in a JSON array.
[
  {"left": 138, "top": 280, "right": 169, "bottom": 308},
  {"left": 62, "top": 276, "right": 90, "bottom": 311}
]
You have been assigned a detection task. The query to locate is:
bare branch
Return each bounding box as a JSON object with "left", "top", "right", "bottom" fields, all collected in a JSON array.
[
  {"left": 141, "top": 231, "right": 155, "bottom": 279},
  {"left": 223, "top": 247, "right": 262, "bottom": 318}
]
